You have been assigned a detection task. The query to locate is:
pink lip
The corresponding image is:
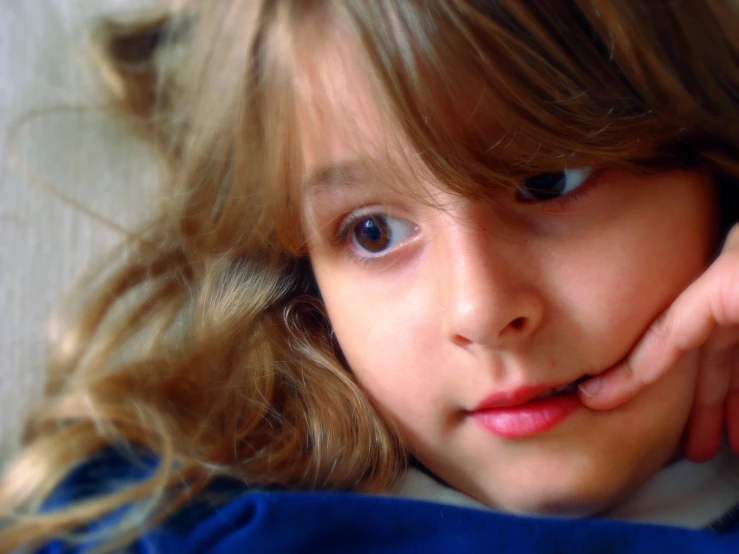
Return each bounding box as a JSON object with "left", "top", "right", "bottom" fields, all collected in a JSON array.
[
  {"left": 473, "top": 385, "right": 558, "bottom": 410},
  {"left": 471, "top": 384, "right": 582, "bottom": 438}
]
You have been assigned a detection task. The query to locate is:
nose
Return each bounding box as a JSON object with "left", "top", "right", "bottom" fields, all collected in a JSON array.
[{"left": 439, "top": 211, "right": 544, "bottom": 350}]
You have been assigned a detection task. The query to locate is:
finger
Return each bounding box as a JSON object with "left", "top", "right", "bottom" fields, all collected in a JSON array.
[
  {"left": 579, "top": 261, "right": 732, "bottom": 410},
  {"left": 724, "top": 222, "right": 739, "bottom": 252},
  {"left": 685, "top": 406, "right": 723, "bottom": 462},
  {"left": 685, "top": 343, "right": 734, "bottom": 462},
  {"left": 727, "top": 350, "right": 739, "bottom": 454},
  {"left": 579, "top": 310, "right": 688, "bottom": 409}
]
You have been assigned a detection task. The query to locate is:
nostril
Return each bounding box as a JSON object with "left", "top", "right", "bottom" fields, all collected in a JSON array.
[
  {"left": 453, "top": 334, "right": 473, "bottom": 346},
  {"left": 509, "top": 317, "right": 527, "bottom": 331}
]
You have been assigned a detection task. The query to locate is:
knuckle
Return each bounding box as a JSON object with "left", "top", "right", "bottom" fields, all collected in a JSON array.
[
  {"left": 714, "top": 269, "right": 739, "bottom": 324},
  {"left": 726, "top": 224, "right": 739, "bottom": 249}
]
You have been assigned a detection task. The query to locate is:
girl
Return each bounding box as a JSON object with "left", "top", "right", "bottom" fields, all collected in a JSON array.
[{"left": 3, "top": 0, "right": 739, "bottom": 551}]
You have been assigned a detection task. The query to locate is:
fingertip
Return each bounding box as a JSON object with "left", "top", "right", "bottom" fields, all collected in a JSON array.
[
  {"left": 685, "top": 425, "right": 720, "bottom": 462},
  {"left": 577, "top": 385, "right": 610, "bottom": 410},
  {"left": 727, "top": 418, "right": 739, "bottom": 455},
  {"left": 729, "top": 434, "right": 739, "bottom": 456},
  {"left": 726, "top": 394, "right": 739, "bottom": 454},
  {"left": 685, "top": 440, "right": 719, "bottom": 463},
  {"left": 578, "top": 376, "right": 602, "bottom": 399},
  {"left": 577, "top": 376, "right": 628, "bottom": 410},
  {"left": 685, "top": 410, "right": 722, "bottom": 462}
]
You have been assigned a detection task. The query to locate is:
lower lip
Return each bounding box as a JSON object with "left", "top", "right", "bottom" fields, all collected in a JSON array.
[{"left": 472, "top": 394, "right": 581, "bottom": 438}]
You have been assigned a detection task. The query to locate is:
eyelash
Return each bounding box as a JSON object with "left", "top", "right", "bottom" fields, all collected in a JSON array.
[
  {"left": 521, "top": 168, "right": 605, "bottom": 211},
  {"left": 345, "top": 246, "right": 386, "bottom": 266},
  {"left": 331, "top": 169, "right": 607, "bottom": 264}
]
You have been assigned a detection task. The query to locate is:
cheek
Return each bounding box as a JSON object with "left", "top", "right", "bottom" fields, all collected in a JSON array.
[
  {"left": 555, "top": 176, "right": 716, "bottom": 365},
  {"left": 613, "top": 349, "right": 699, "bottom": 483},
  {"left": 321, "top": 279, "right": 403, "bottom": 360},
  {"left": 317, "top": 275, "right": 442, "bottom": 424},
  {"left": 640, "top": 351, "right": 699, "bottom": 426}
]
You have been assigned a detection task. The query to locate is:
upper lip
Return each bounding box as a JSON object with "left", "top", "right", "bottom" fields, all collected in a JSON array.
[{"left": 471, "top": 378, "right": 585, "bottom": 411}]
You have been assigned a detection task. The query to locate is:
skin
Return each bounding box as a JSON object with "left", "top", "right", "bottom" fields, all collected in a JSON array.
[
  {"left": 305, "top": 164, "right": 715, "bottom": 515},
  {"left": 297, "top": 37, "right": 720, "bottom": 515},
  {"left": 579, "top": 223, "right": 739, "bottom": 462}
]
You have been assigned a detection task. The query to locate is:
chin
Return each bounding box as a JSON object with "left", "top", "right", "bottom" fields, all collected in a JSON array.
[
  {"left": 501, "top": 434, "right": 685, "bottom": 517},
  {"left": 491, "top": 484, "right": 626, "bottom": 518},
  {"left": 475, "top": 461, "right": 655, "bottom": 518},
  {"left": 504, "top": 489, "right": 622, "bottom": 518}
]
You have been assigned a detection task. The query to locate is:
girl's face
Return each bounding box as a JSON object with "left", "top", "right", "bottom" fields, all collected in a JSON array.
[{"left": 300, "top": 49, "right": 717, "bottom": 516}]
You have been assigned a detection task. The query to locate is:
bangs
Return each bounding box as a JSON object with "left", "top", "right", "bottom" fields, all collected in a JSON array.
[
  {"left": 240, "top": 0, "right": 733, "bottom": 254},
  {"left": 333, "top": 1, "right": 688, "bottom": 194}
]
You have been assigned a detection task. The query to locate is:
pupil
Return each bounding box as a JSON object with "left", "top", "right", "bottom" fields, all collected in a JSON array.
[
  {"left": 355, "top": 216, "right": 390, "bottom": 252},
  {"left": 522, "top": 171, "right": 566, "bottom": 200}
]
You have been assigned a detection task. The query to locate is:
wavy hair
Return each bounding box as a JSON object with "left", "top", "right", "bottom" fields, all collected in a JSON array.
[{"left": 2, "top": 0, "right": 739, "bottom": 551}]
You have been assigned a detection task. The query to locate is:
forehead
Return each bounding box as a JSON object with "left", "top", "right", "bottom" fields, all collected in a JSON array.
[
  {"left": 295, "top": 32, "right": 397, "bottom": 173},
  {"left": 295, "top": 27, "right": 439, "bottom": 208}
]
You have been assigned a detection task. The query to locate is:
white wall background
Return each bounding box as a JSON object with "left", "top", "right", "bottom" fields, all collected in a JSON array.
[{"left": 0, "top": 0, "right": 161, "bottom": 462}]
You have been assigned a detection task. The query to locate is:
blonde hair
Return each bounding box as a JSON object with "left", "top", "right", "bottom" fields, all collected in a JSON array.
[{"left": 3, "top": 0, "right": 739, "bottom": 551}]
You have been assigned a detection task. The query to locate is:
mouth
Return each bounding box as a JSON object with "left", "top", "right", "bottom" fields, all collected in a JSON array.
[
  {"left": 473, "top": 375, "right": 592, "bottom": 411},
  {"left": 529, "top": 375, "right": 591, "bottom": 402},
  {"left": 471, "top": 376, "right": 592, "bottom": 438}
]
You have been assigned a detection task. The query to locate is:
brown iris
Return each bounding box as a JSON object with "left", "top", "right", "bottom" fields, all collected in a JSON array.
[{"left": 353, "top": 216, "right": 391, "bottom": 253}]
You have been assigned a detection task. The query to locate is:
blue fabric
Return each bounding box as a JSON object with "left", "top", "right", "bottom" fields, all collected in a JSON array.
[{"left": 35, "top": 450, "right": 739, "bottom": 553}]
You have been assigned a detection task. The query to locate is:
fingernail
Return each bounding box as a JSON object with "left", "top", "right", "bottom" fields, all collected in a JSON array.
[{"left": 578, "top": 377, "right": 602, "bottom": 398}]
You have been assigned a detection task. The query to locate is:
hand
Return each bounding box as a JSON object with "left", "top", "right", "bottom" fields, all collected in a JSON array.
[{"left": 578, "top": 224, "right": 739, "bottom": 462}]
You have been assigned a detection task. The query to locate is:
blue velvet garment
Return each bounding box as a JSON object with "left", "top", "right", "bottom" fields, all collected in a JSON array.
[{"left": 35, "top": 450, "right": 739, "bottom": 554}]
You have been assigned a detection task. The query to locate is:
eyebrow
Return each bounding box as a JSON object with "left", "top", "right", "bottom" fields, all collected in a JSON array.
[{"left": 303, "top": 159, "right": 369, "bottom": 199}]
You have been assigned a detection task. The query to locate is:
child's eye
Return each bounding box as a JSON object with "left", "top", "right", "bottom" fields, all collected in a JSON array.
[
  {"left": 345, "top": 214, "right": 418, "bottom": 255},
  {"left": 516, "top": 168, "right": 594, "bottom": 202}
]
